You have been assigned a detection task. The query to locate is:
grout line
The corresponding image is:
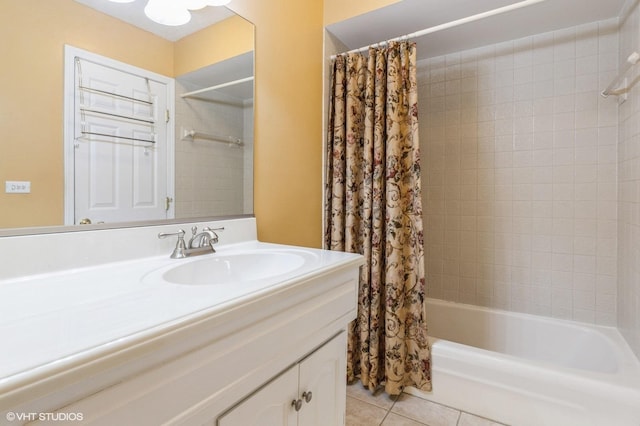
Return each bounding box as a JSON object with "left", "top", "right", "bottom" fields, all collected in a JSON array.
[
  {"left": 389, "top": 392, "right": 399, "bottom": 412},
  {"left": 378, "top": 391, "right": 398, "bottom": 425},
  {"left": 378, "top": 410, "right": 390, "bottom": 426},
  {"left": 454, "top": 409, "right": 462, "bottom": 425},
  {"left": 349, "top": 384, "right": 503, "bottom": 426}
]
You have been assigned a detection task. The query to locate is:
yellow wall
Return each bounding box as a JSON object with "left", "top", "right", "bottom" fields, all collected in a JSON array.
[
  {"left": 174, "top": 15, "right": 254, "bottom": 76},
  {"left": 228, "top": 0, "right": 324, "bottom": 247},
  {"left": 323, "top": 0, "right": 400, "bottom": 26},
  {"left": 230, "top": 0, "right": 401, "bottom": 247},
  {"left": 232, "top": 0, "right": 400, "bottom": 247},
  {"left": 0, "top": 0, "right": 173, "bottom": 228}
]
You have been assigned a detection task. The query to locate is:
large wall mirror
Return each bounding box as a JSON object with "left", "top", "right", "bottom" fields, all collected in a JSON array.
[{"left": 0, "top": 0, "right": 254, "bottom": 235}]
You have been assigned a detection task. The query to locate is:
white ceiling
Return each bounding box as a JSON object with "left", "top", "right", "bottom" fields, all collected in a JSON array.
[
  {"left": 75, "top": 0, "right": 235, "bottom": 41},
  {"left": 179, "top": 51, "right": 254, "bottom": 101},
  {"left": 327, "top": 0, "right": 628, "bottom": 59}
]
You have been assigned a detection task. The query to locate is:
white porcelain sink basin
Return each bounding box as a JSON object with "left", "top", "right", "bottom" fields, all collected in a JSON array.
[{"left": 159, "top": 251, "right": 307, "bottom": 285}]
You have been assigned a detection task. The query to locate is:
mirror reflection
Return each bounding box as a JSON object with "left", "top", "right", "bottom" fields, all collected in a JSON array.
[{"left": 0, "top": 0, "right": 254, "bottom": 231}]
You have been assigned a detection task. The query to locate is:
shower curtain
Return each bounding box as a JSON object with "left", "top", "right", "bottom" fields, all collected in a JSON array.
[{"left": 324, "top": 41, "right": 431, "bottom": 396}]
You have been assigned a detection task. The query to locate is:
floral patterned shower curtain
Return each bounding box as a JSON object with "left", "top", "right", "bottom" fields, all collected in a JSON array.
[{"left": 324, "top": 41, "right": 431, "bottom": 396}]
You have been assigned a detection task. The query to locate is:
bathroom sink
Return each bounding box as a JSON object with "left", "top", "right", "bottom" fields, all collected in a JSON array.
[{"left": 159, "top": 251, "right": 307, "bottom": 286}]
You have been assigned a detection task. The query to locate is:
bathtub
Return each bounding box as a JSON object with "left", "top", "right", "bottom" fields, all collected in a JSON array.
[{"left": 404, "top": 299, "right": 640, "bottom": 426}]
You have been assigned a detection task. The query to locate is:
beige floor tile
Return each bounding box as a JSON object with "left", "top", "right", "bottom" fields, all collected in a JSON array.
[
  {"left": 347, "top": 381, "right": 398, "bottom": 410},
  {"left": 390, "top": 394, "right": 460, "bottom": 426},
  {"left": 346, "top": 396, "right": 388, "bottom": 426},
  {"left": 458, "top": 412, "right": 506, "bottom": 426},
  {"left": 381, "top": 412, "right": 428, "bottom": 426}
]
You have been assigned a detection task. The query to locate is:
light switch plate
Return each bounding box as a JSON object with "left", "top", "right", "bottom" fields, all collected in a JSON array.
[{"left": 5, "top": 181, "right": 31, "bottom": 194}]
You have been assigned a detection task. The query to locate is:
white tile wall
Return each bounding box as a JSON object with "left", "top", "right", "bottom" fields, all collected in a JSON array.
[
  {"left": 174, "top": 79, "right": 251, "bottom": 218},
  {"left": 618, "top": 0, "right": 640, "bottom": 357},
  {"left": 419, "top": 19, "right": 619, "bottom": 325}
]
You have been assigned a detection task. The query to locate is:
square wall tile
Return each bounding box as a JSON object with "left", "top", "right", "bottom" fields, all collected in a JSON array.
[{"left": 419, "top": 17, "right": 618, "bottom": 325}]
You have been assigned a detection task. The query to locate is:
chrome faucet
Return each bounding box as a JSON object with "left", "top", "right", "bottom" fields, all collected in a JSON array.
[
  {"left": 188, "top": 226, "right": 222, "bottom": 252},
  {"left": 158, "top": 226, "right": 224, "bottom": 259}
]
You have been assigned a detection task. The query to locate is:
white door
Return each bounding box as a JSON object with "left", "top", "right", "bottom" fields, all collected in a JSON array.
[
  {"left": 65, "top": 46, "right": 174, "bottom": 225},
  {"left": 216, "top": 333, "right": 347, "bottom": 426},
  {"left": 298, "top": 332, "right": 347, "bottom": 426},
  {"left": 217, "top": 366, "right": 299, "bottom": 426}
]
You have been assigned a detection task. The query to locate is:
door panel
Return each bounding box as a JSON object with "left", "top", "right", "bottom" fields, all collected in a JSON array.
[
  {"left": 72, "top": 55, "right": 170, "bottom": 225},
  {"left": 79, "top": 122, "right": 120, "bottom": 210},
  {"left": 217, "top": 367, "right": 299, "bottom": 426},
  {"left": 132, "top": 137, "right": 157, "bottom": 207},
  {"left": 298, "top": 332, "right": 347, "bottom": 426}
]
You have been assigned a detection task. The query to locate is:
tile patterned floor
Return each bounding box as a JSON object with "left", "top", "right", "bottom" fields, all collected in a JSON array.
[{"left": 346, "top": 382, "right": 507, "bottom": 426}]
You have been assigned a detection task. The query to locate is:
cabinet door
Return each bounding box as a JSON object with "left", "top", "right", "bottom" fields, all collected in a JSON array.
[
  {"left": 218, "top": 366, "right": 299, "bottom": 426},
  {"left": 298, "top": 332, "right": 347, "bottom": 426}
]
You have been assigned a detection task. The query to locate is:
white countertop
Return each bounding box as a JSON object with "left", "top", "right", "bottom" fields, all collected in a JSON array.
[{"left": 0, "top": 240, "right": 362, "bottom": 395}]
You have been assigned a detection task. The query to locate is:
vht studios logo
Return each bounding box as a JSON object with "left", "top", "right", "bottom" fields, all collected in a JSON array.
[{"left": 5, "top": 411, "right": 84, "bottom": 422}]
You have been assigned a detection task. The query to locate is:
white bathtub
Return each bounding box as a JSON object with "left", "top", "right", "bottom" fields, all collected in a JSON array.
[{"left": 405, "top": 299, "right": 640, "bottom": 426}]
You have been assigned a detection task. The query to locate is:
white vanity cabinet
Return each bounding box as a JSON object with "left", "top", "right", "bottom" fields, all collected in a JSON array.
[
  {"left": 1, "top": 238, "right": 363, "bottom": 426},
  {"left": 218, "top": 332, "right": 346, "bottom": 426}
]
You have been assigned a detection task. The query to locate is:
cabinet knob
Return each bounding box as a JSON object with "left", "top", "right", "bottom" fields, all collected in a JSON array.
[
  {"left": 302, "top": 391, "right": 313, "bottom": 403},
  {"left": 292, "top": 399, "right": 303, "bottom": 411}
]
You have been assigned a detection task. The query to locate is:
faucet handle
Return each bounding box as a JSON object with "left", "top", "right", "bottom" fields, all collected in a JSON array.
[
  {"left": 158, "top": 229, "right": 186, "bottom": 239},
  {"left": 203, "top": 226, "right": 224, "bottom": 244},
  {"left": 158, "top": 229, "right": 187, "bottom": 259},
  {"left": 203, "top": 226, "right": 224, "bottom": 232}
]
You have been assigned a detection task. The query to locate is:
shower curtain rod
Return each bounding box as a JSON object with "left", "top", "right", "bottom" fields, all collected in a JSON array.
[
  {"left": 181, "top": 76, "right": 254, "bottom": 99},
  {"left": 601, "top": 51, "right": 640, "bottom": 97},
  {"left": 331, "top": 0, "right": 548, "bottom": 59}
]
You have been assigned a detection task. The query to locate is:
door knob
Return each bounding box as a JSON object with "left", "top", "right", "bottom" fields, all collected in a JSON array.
[
  {"left": 302, "top": 391, "right": 312, "bottom": 403},
  {"left": 79, "top": 218, "right": 92, "bottom": 225},
  {"left": 291, "top": 399, "right": 303, "bottom": 412}
]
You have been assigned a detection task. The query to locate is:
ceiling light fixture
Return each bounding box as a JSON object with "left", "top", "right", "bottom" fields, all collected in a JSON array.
[
  {"left": 144, "top": 0, "right": 192, "bottom": 26},
  {"left": 108, "top": 0, "right": 231, "bottom": 26},
  {"left": 184, "top": 0, "right": 210, "bottom": 10}
]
